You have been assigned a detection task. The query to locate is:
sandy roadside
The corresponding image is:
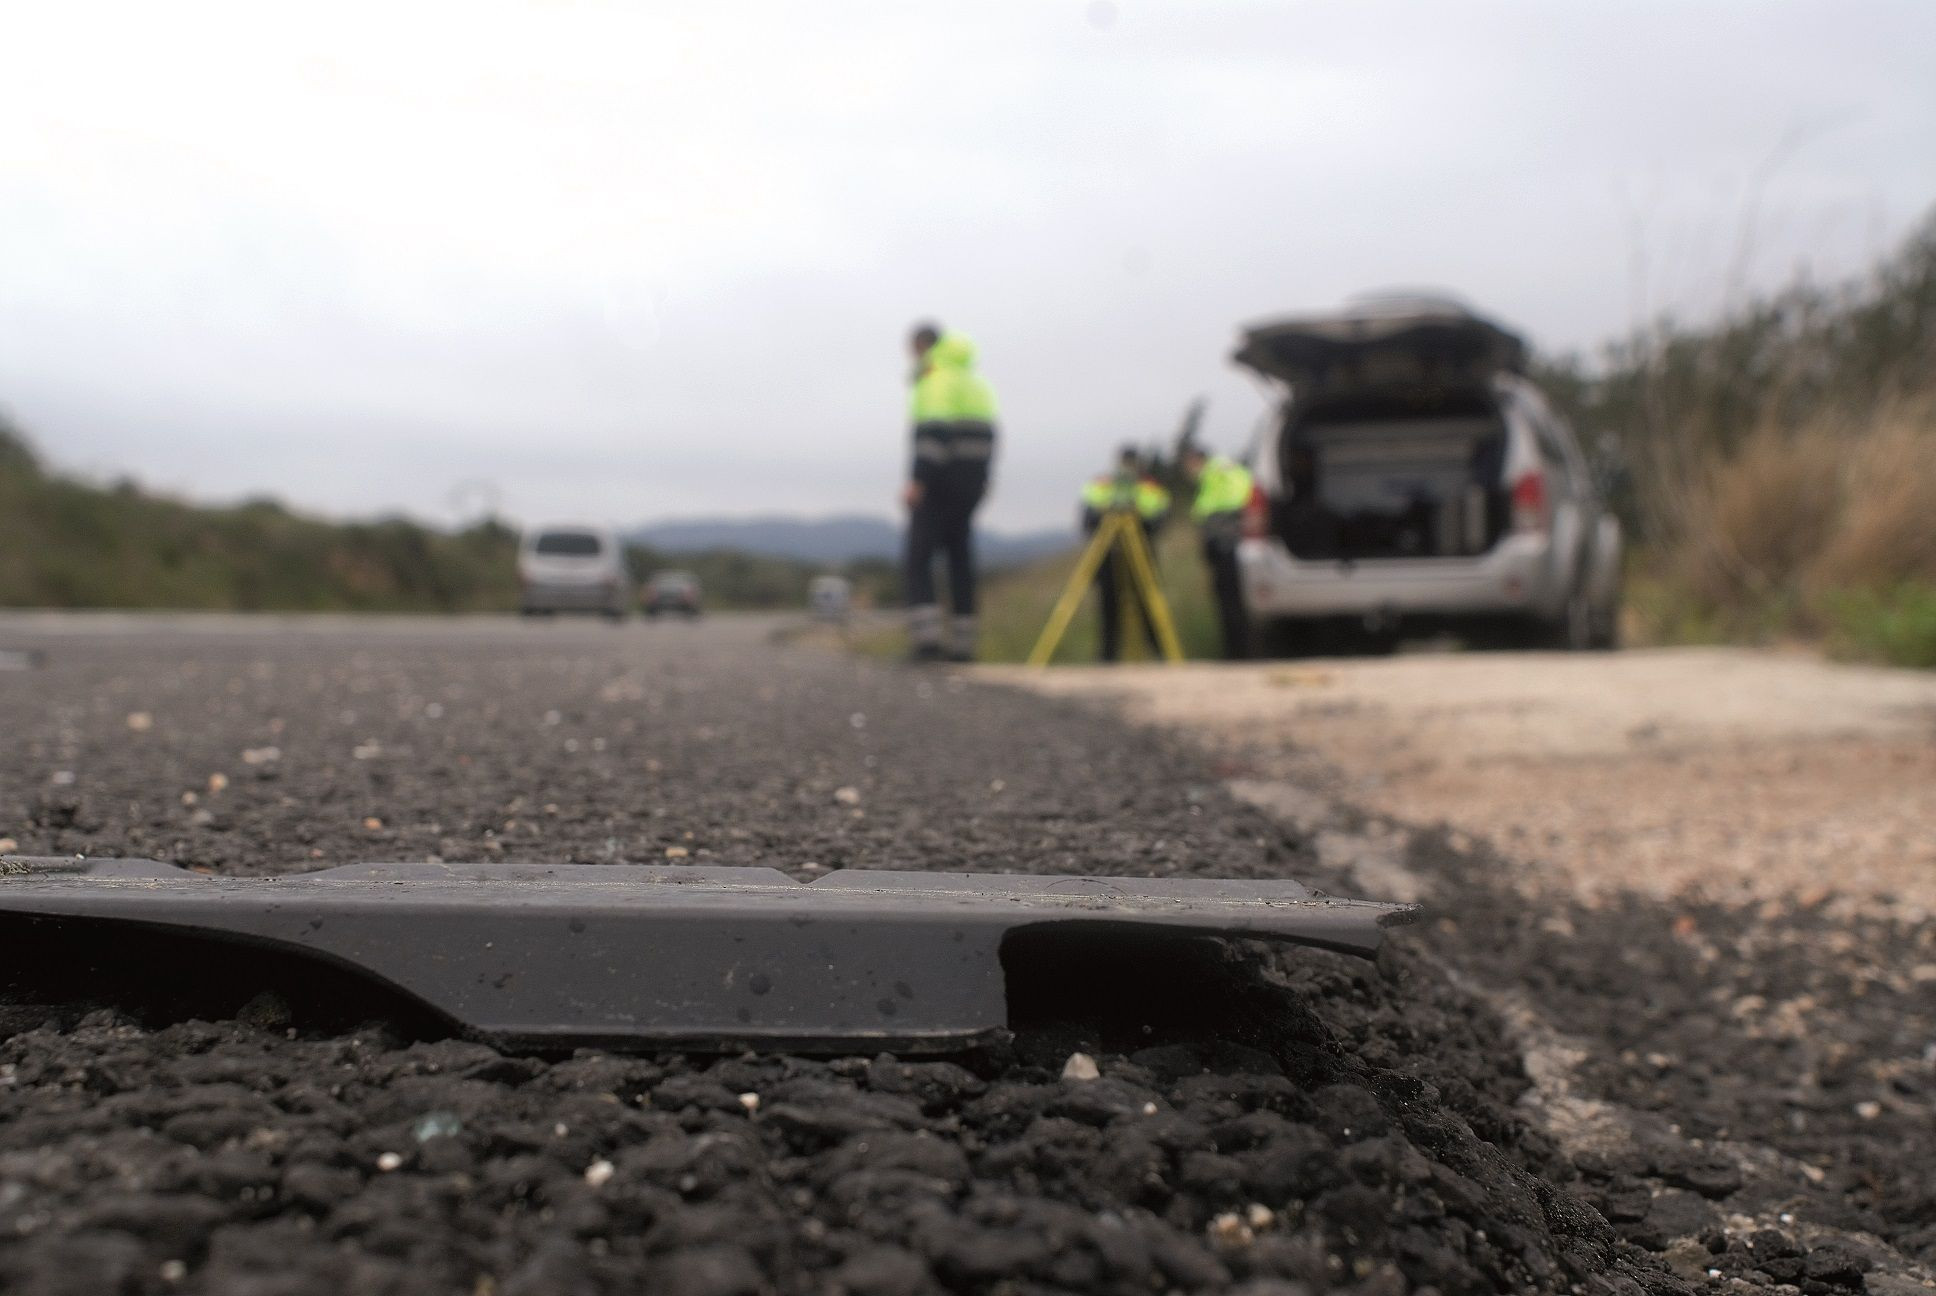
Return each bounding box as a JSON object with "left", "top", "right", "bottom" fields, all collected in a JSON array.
[{"left": 983, "top": 647, "right": 1936, "bottom": 914}]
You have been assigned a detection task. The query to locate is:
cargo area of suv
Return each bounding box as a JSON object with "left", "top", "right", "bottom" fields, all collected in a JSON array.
[
  {"left": 1232, "top": 296, "right": 1621, "bottom": 652},
  {"left": 1275, "top": 395, "right": 1513, "bottom": 562}
]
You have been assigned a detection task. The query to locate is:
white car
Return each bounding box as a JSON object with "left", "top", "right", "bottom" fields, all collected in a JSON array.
[
  {"left": 808, "top": 574, "right": 853, "bottom": 623},
  {"left": 518, "top": 525, "right": 632, "bottom": 620},
  {"left": 1233, "top": 296, "right": 1621, "bottom": 652}
]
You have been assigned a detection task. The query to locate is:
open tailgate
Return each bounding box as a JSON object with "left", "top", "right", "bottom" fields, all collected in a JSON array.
[{"left": 1235, "top": 299, "right": 1526, "bottom": 394}]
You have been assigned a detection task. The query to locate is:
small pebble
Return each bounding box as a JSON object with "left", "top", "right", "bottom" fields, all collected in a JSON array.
[
  {"left": 1854, "top": 1101, "right": 1881, "bottom": 1119},
  {"left": 363, "top": 817, "right": 383, "bottom": 831},
  {"left": 833, "top": 786, "right": 861, "bottom": 805},
  {"left": 207, "top": 772, "right": 229, "bottom": 793},
  {"left": 1061, "top": 1052, "right": 1100, "bottom": 1082},
  {"left": 738, "top": 1092, "right": 761, "bottom": 1113},
  {"left": 584, "top": 1159, "right": 615, "bottom": 1187},
  {"left": 665, "top": 846, "right": 690, "bottom": 858},
  {"left": 412, "top": 1111, "right": 462, "bottom": 1143},
  {"left": 126, "top": 712, "right": 153, "bottom": 731},
  {"left": 1208, "top": 1212, "right": 1254, "bottom": 1248},
  {"left": 376, "top": 1152, "right": 402, "bottom": 1172},
  {"left": 159, "top": 1259, "right": 186, "bottom": 1282}
]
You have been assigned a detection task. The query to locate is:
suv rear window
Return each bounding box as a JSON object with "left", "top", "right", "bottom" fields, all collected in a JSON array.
[{"left": 533, "top": 532, "right": 603, "bottom": 557}]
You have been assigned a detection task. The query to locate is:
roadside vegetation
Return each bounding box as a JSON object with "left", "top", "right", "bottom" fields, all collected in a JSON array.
[
  {"left": 629, "top": 548, "right": 899, "bottom": 613},
  {"left": 847, "top": 524, "right": 1216, "bottom": 664},
  {"left": 970, "top": 525, "right": 1219, "bottom": 665},
  {"left": 1539, "top": 212, "right": 1936, "bottom": 667},
  {"left": 0, "top": 420, "right": 890, "bottom": 613},
  {"left": 0, "top": 424, "right": 523, "bottom": 612}
]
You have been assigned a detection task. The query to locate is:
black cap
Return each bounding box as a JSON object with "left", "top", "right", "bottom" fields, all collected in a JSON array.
[{"left": 909, "top": 321, "right": 941, "bottom": 349}]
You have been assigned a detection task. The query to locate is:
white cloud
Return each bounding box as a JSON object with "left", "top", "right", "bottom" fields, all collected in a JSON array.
[{"left": 1, "top": 0, "right": 1932, "bottom": 530}]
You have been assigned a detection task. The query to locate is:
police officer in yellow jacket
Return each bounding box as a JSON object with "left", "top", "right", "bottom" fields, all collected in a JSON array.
[
  {"left": 1180, "top": 445, "right": 1254, "bottom": 660},
  {"left": 1080, "top": 446, "right": 1171, "bottom": 661},
  {"left": 903, "top": 323, "right": 998, "bottom": 662}
]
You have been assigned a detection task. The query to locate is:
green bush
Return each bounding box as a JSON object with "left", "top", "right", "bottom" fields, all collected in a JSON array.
[
  {"left": 1823, "top": 585, "right": 1936, "bottom": 669},
  {"left": 1, "top": 413, "right": 523, "bottom": 612}
]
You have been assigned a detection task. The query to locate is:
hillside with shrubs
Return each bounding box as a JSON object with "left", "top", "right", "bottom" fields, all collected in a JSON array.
[{"left": 1537, "top": 211, "right": 1936, "bottom": 665}]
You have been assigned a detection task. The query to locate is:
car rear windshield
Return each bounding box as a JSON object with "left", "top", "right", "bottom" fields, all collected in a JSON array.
[{"left": 533, "top": 532, "right": 604, "bottom": 557}]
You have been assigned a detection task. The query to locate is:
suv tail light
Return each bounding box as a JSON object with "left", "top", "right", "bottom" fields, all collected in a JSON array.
[
  {"left": 1511, "top": 470, "right": 1547, "bottom": 534},
  {"left": 1242, "top": 485, "right": 1270, "bottom": 540}
]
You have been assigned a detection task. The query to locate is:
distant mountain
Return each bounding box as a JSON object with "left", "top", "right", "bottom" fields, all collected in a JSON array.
[{"left": 626, "top": 514, "right": 1073, "bottom": 567}]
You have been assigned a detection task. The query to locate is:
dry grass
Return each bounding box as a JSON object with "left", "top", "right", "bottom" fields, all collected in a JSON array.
[
  {"left": 1813, "top": 406, "right": 1936, "bottom": 590},
  {"left": 1646, "top": 398, "right": 1936, "bottom": 662}
]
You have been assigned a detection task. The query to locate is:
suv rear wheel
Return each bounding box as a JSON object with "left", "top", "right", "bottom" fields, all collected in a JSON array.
[
  {"left": 1553, "top": 585, "right": 1594, "bottom": 651},
  {"left": 1587, "top": 578, "right": 1622, "bottom": 649}
]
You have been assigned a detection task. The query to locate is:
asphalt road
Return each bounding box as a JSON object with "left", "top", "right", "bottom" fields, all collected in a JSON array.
[{"left": 0, "top": 614, "right": 1899, "bottom": 1295}]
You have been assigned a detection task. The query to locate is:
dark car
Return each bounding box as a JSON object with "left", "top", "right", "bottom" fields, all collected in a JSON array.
[{"left": 644, "top": 571, "right": 703, "bottom": 618}]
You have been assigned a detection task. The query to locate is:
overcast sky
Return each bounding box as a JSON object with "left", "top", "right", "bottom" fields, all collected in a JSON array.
[{"left": 3, "top": 1, "right": 1933, "bottom": 532}]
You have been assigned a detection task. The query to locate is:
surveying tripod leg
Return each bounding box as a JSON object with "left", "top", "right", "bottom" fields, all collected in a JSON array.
[
  {"left": 1121, "top": 519, "right": 1186, "bottom": 663},
  {"left": 1027, "top": 513, "right": 1124, "bottom": 667}
]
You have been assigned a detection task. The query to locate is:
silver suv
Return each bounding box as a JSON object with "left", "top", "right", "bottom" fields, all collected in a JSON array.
[{"left": 1232, "top": 297, "right": 1621, "bottom": 651}]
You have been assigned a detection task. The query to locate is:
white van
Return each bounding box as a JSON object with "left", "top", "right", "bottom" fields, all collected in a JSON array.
[{"left": 517, "top": 525, "right": 632, "bottom": 620}]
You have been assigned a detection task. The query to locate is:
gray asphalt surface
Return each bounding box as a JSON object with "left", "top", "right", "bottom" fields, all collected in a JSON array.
[{"left": 0, "top": 615, "right": 1770, "bottom": 1294}]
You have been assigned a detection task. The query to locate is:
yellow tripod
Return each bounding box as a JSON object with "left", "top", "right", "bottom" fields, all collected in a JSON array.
[{"left": 1028, "top": 509, "right": 1185, "bottom": 666}]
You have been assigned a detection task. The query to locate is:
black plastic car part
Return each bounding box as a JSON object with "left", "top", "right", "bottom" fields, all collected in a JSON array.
[{"left": 0, "top": 858, "right": 1417, "bottom": 1051}]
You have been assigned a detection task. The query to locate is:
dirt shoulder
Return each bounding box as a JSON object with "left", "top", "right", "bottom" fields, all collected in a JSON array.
[
  {"left": 992, "top": 646, "right": 1936, "bottom": 1293},
  {"left": 984, "top": 647, "right": 1936, "bottom": 914}
]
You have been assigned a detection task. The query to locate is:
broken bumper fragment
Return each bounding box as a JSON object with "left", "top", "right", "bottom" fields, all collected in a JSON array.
[{"left": 0, "top": 858, "right": 1417, "bottom": 1050}]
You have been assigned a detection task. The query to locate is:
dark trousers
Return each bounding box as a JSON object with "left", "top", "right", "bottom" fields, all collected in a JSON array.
[
  {"left": 1096, "top": 541, "right": 1160, "bottom": 662},
  {"left": 906, "top": 471, "right": 986, "bottom": 615},
  {"left": 1203, "top": 534, "right": 1249, "bottom": 660}
]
